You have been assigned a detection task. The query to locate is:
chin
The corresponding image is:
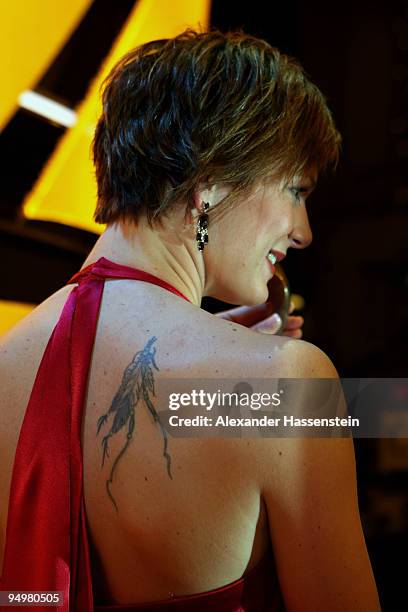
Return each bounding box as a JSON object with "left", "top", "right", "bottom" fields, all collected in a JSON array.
[{"left": 241, "top": 290, "right": 269, "bottom": 307}]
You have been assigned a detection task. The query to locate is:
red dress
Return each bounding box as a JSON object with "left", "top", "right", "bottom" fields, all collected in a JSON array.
[{"left": 0, "top": 257, "right": 284, "bottom": 611}]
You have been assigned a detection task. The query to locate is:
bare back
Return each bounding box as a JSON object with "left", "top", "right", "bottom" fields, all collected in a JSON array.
[{"left": 0, "top": 276, "right": 293, "bottom": 604}]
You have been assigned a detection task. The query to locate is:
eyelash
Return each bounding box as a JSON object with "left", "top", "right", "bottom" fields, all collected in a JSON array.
[{"left": 290, "top": 187, "right": 303, "bottom": 205}]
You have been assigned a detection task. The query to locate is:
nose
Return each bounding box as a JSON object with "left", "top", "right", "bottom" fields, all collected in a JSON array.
[{"left": 288, "top": 206, "right": 313, "bottom": 249}]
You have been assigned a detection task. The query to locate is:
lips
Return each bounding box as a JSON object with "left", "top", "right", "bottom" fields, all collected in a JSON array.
[{"left": 268, "top": 249, "right": 286, "bottom": 263}]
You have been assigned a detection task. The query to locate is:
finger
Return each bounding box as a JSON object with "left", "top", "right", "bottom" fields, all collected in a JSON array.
[
  {"left": 215, "top": 305, "right": 249, "bottom": 322},
  {"left": 216, "top": 302, "right": 275, "bottom": 327},
  {"left": 282, "top": 328, "right": 303, "bottom": 339},
  {"left": 251, "top": 313, "right": 282, "bottom": 334},
  {"left": 289, "top": 299, "right": 295, "bottom": 314},
  {"left": 283, "top": 315, "right": 304, "bottom": 330}
]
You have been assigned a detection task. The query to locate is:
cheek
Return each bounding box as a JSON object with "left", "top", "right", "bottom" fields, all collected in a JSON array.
[
  {"left": 266, "top": 204, "right": 294, "bottom": 238},
  {"left": 211, "top": 215, "right": 256, "bottom": 254}
]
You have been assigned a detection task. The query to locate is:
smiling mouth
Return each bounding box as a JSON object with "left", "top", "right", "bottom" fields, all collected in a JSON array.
[{"left": 267, "top": 251, "right": 277, "bottom": 265}]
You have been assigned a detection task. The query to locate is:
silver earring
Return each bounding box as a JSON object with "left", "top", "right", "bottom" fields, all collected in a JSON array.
[{"left": 196, "top": 201, "right": 209, "bottom": 251}]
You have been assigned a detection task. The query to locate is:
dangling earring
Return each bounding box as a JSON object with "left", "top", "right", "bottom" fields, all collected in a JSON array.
[{"left": 196, "top": 201, "right": 209, "bottom": 251}]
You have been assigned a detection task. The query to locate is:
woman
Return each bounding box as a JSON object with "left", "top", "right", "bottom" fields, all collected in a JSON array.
[{"left": 0, "top": 30, "right": 380, "bottom": 611}]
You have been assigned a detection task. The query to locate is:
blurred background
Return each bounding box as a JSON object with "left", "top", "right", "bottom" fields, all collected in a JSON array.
[{"left": 1, "top": 0, "right": 407, "bottom": 609}]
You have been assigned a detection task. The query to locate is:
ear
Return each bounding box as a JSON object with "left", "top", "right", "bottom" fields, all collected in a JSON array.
[
  {"left": 190, "top": 180, "right": 231, "bottom": 220},
  {"left": 189, "top": 179, "right": 215, "bottom": 222}
]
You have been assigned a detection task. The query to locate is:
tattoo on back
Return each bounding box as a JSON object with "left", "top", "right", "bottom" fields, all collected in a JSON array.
[{"left": 96, "top": 336, "right": 172, "bottom": 511}]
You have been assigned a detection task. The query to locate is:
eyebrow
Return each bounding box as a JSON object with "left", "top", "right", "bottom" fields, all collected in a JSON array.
[
  {"left": 300, "top": 178, "right": 317, "bottom": 189},
  {"left": 284, "top": 177, "right": 317, "bottom": 191},
  {"left": 299, "top": 179, "right": 317, "bottom": 191}
]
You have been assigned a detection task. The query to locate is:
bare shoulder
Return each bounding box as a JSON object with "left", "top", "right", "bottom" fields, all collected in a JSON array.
[
  {"left": 0, "top": 285, "right": 74, "bottom": 416},
  {"left": 198, "top": 309, "right": 339, "bottom": 378},
  {"left": 232, "top": 337, "right": 380, "bottom": 609},
  {"left": 233, "top": 332, "right": 345, "bottom": 481},
  {"left": 0, "top": 285, "right": 73, "bottom": 350},
  {"left": 216, "top": 322, "right": 350, "bottom": 520}
]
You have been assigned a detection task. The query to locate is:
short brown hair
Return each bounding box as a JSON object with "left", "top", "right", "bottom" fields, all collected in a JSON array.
[{"left": 93, "top": 29, "right": 341, "bottom": 225}]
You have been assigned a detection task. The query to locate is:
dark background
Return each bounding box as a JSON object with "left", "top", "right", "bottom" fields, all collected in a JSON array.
[{"left": 1, "top": 1, "right": 407, "bottom": 609}]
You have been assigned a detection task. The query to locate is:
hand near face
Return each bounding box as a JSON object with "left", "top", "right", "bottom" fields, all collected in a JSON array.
[{"left": 215, "top": 299, "right": 304, "bottom": 338}]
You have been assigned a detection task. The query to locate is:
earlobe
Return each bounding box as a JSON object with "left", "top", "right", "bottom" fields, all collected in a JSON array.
[
  {"left": 194, "top": 181, "right": 213, "bottom": 206},
  {"left": 191, "top": 186, "right": 208, "bottom": 219}
]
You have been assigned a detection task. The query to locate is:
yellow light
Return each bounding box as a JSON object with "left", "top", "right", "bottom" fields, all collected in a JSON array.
[
  {"left": 0, "top": 0, "right": 92, "bottom": 131},
  {"left": 0, "top": 300, "right": 35, "bottom": 337},
  {"left": 19, "top": 91, "right": 77, "bottom": 127},
  {"left": 23, "top": 0, "right": 211, "bottom": 234}
]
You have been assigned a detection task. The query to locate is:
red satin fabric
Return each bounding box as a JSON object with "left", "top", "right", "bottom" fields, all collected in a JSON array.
[{"left": 0, "top": 257, "right": 284, "bottom": 611}]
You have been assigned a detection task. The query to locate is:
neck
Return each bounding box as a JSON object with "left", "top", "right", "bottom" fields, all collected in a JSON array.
[{"left": 82, "top": 219, "right": 205, "bottom": 306}]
